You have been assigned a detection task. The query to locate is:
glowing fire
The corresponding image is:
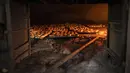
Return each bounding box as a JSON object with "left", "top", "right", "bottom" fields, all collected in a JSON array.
[
  {"left": 98, "top": 30, "right": 107, "bottom": 35},
  {"left": 96, "top": 28, "right": 107, "bottom": 38},
  {"left": 30, "top": 24, "right": 107, "bottom": 39}
]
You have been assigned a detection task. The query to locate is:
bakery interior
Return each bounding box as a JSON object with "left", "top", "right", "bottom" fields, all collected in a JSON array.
[{"left": 0, "top": 0, "right": 130, "bottom": 73}]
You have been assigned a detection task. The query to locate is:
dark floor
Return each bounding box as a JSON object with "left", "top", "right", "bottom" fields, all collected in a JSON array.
[
  {"left": 67, "top": 51, "right": 116, "bottom": 73},
  {"left": 14, "top": 38, "right": 122, "bottom": 73}
]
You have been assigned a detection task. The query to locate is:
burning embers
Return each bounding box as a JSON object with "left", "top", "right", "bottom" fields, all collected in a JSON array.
[{"left": 30, "top": 24, "right": 107, "bottom": 39}]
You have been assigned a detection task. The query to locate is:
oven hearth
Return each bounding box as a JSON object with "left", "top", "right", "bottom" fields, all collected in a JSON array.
[{"left": 14, "top": 23, "right": 110, "bottom": 73}]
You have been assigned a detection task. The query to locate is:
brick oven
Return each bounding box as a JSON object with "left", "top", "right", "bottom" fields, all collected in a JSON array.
[{"left": 0, "top": 0, "right": 129, "bottom": 73}]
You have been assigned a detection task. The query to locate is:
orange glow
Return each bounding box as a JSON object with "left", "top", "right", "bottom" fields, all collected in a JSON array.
[
  {"left": 30, "top": 24, "right": 107, "bottom": 39},
  {"left": 86, "top": 4, "right": 108, "bottom": 23},
  {"left": 99, "top": 31, "right": 104, "bottom": 35},
  {"left": 97, "top": 30, "right": 107, "bottom": 38}
]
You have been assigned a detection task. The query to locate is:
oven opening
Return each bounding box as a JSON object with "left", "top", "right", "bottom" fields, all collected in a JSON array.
[
  {"left": 15, "top": 25, "right": 110, "bottom": 73},
  {"left": 30, "top": 24, "right": 107, "bottom": 54},
  {"left": 14, "top": 4, "right": 120, "bottom": 73},
  {"left": 27, "top": 23, "right": 108, "bottom": 73},
  {"left": 1, "top": 0, "right": 128, "bottom": 72}
]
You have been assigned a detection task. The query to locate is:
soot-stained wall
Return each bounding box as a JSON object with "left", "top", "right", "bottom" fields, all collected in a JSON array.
[{"left": 30, "top": 4, "right": 108, "bottom": 24}]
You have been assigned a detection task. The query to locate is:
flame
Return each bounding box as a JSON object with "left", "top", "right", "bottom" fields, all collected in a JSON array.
[
  {"left": 99, "top": 31, "right": 104, "bottom": 35},
  {"left": 97, "top": 30, "right": 107, "bottom": 38}
]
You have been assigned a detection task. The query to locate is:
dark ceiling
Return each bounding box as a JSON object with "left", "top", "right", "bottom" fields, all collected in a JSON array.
[
  {"left": 14, "top": 0, "right": 109, "bottom": 4},
  {"left": 30, "top": 4, "right": 108, "bottom": 24}
]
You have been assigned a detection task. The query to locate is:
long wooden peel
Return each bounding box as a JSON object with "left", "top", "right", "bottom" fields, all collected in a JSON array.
[{"left": 51, "top": 36, "right": 100, "bottom": 69}]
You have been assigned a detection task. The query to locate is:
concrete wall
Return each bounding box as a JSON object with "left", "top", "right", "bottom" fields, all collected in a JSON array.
[{"left": 30, "top": 4, "right": 108, "bottom": 24}]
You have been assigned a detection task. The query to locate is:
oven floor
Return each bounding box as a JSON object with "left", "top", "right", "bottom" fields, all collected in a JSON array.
[
  {"left": 14, "top": 39, "right": 119, "bottom": 73},
  {"left": 14, "top": 51, "right": 117, "bottom": 73},
  {"left": 67, "top": 51, "right": 116, "bottom": 73}
]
